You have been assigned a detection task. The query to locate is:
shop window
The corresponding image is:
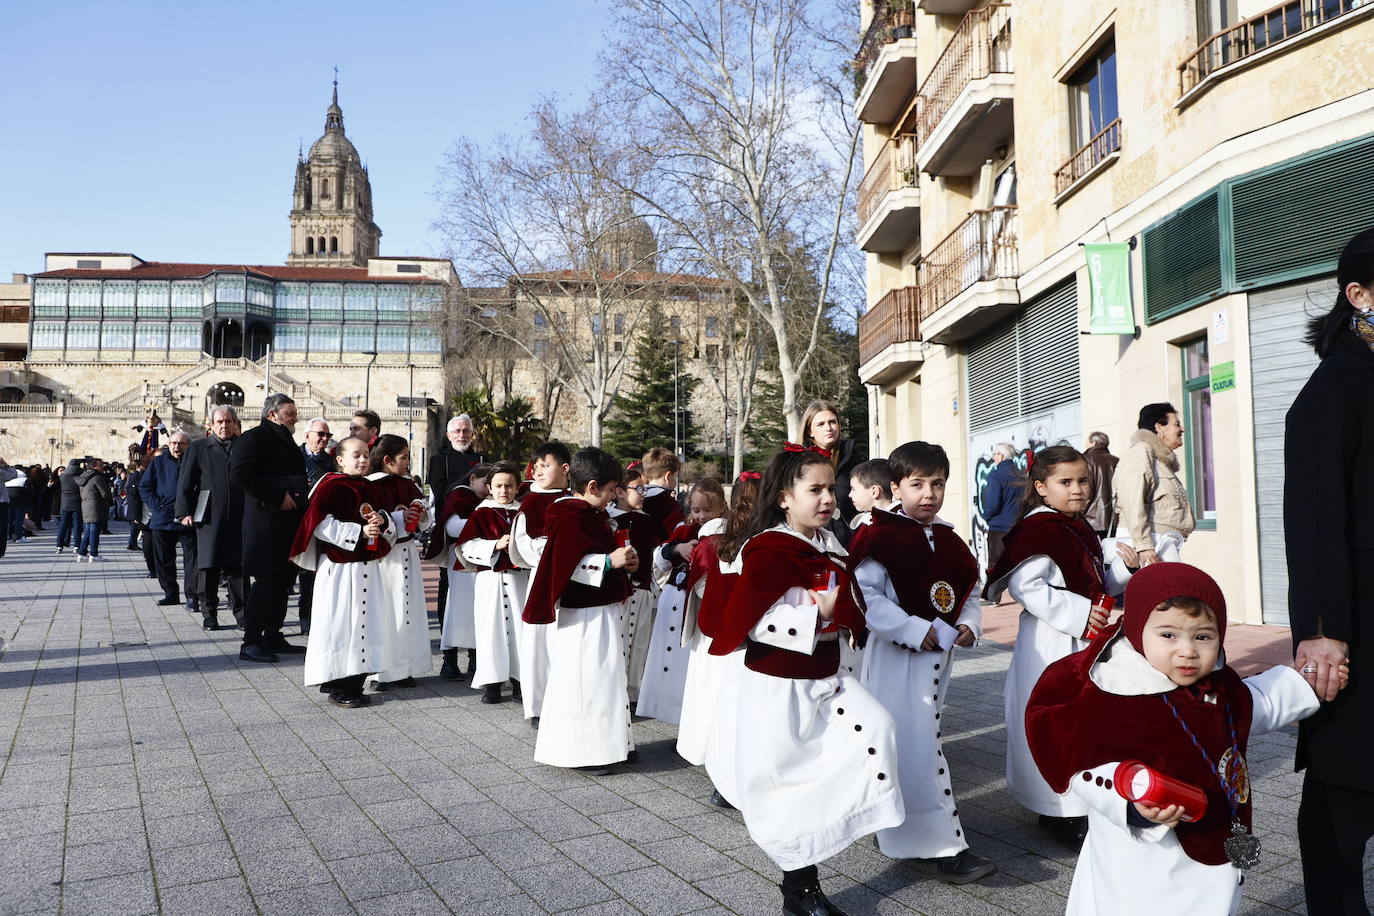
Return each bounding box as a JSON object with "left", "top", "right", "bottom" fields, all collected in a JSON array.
[{"left": 1181, "top": 336, "right": 1217, "bottom": 529}]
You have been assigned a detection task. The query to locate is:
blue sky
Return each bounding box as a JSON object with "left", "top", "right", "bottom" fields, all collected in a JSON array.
[{"left": 0, "top": 0, "right": 606, "bottom": 275}]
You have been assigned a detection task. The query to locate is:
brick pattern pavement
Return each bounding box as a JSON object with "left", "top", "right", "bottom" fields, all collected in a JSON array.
[{"left": 1, "top": 523, "right": 1366, "bottom": 915}]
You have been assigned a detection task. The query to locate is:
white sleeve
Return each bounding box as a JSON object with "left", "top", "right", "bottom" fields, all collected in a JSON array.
[
  {"left": 749, "top": 586, "right": 820, "bottom": 654},
  {"left": 315, "top": 515, "right": 362, "bottom": 550},
  {"left": 954, "top": 591, "right": 983, "bottom": 639},
  {"left": 854, "top": 557, "right": 934, "bottom": 648},
  {"left": 569, "top": 553, "right": 607, "bottom": 587},
  {"left": 1069, "top": 762, "right": 1171, "bottom": 844},
  {"left": 460, "top": 538, "right": 500, "bottom": 568},
  {"left": 445, "top": 514, "right": 467, "bottom": 538},
  {"left": 1245, "top": 665, "right": 1321, "bottom": 735},
  {"left": 512, "top": 513, "right": 545, "bottom": 568},
  {"left": 1007, "top": 557, "right": 1092, "bottom": 639}
]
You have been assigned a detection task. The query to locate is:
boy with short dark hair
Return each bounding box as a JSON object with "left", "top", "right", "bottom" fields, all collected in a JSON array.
[
  {"left": 847, "top": 441, "right": 995, "bottom": 883},
  {"left": 524, "top": 447, "right": 639, "bottom": 773},
  {"left": 848, "top": 458, "right": 894, "bottom": 528},
  {"left": 511, "top": 442, "right": 571, "bottom": 723}
]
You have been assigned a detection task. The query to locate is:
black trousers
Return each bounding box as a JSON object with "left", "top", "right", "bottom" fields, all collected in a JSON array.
[
  {"left": 1299, "top": 769, "right": 1374, "bottom": 915},
  {"left": 141, "top": 529, "right": 156, "bottom": 576},
  {"left": 0, "top": 505, "right": 10, "bottom": 557},
  {"left": 986, "top": 529, "right": 1009, "bottom": 573},
  {"left": 198, "top": 566, "right": 246, "bottom": 616},
  {"left": 297, "top": 570, "right": 315, "bottom": 625},
  {"left": 153, "top": 528, "right": 198, "bottom": 606},
  {"left": 242, "top": 570, "right": 293, "bottom": 649}
]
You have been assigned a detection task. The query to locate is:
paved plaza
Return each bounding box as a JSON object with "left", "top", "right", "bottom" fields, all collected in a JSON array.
[{"left": 0, "top": 522, "right": 1350, "bottom": 915}]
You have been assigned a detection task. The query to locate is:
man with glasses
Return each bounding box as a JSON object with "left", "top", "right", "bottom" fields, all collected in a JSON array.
[
  {"left": 301, "top": 417, "right": 334, "bottom": 485},
  {"left": 427, "top": 414, "right": 486, "bottom": 616}
]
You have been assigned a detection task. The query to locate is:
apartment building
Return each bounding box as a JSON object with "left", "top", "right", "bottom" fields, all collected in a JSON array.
[{"left": 855, "top": 0, "right": 1374, "bottom": 623}]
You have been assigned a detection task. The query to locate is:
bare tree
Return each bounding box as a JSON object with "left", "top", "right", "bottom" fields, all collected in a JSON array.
[
  {"left": 433, "top": 100, "right": 671, "bottom": 446},
  {"left": 603, "top": 0, "right": 862, "bottom": 440}
]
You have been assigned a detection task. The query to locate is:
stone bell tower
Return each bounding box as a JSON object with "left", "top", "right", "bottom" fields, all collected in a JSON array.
[{"left": 288, "top": 79, "right": 382, "bottom": 267}]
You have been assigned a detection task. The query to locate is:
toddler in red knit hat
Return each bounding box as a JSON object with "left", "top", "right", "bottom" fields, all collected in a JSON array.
[{"left": 1024, "top": 562, "right": 1341, "bottom": 915}]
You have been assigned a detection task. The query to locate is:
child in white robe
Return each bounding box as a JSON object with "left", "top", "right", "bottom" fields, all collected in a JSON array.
[
  {"left": 455, "top": 462, "right": 526, "bottom": 704},
  {"left": 510, "top": 442, "right": 571, "bottom": 724},
  {"left": 367, "top": 435, "right": 433, "bottom": 691},
  {"left": 437, "top": 469, "right": 487, "bottom": 679}
]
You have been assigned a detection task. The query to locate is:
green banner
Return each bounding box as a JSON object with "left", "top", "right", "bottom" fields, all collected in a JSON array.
[
  {"left": 1211, "top": 361, "right": 1236, "bottom": 392},
  {"left": 1085, "top": 242, "right": 1135, "bottom": 335}
]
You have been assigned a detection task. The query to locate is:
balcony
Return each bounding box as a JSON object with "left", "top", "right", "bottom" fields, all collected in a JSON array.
[
  {"left": 858, "top": 285, "right": 924, "bottom": 385},
  {"left": 1054, "top": 118, "right": 1122, "bottom": 199},
  {"left": 854, "top": 0, "right": 919, "bottom": 125},
  {"left": 918, "top": 0, "right": 980, "bottom": 12},
  {"left": 1180, "top": 0, "right": 1374, "bottom": 99},
  {"left": 914, "top": 3, "right": 1014, "bottom": 177},
  {"left": 856, "top": 135, "right": 921, "bottom": 253},
  {"left": 917, "top": 206, "right": 1019, "bottom": 342}
]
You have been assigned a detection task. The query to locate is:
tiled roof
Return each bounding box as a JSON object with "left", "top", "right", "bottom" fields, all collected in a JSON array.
[{"left": 33, "top": 262, "right": 442, "bottom": 283}]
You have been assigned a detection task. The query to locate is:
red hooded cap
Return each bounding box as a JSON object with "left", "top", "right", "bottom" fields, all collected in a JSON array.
[{"left": 1123, "top": 562, "right": 1228, "bottom": 654}]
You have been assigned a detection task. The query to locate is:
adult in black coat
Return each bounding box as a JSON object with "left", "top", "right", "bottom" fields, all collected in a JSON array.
[
  {"left": 426, "top": 414, "right": 486, "bottom": 612},
  {"left": 228, "top": 394, "right": 309, "bottom": 663},
  {"left": 1284, "top": 227, "right": 1374, "bottom": 915},
  {"left": 56, "top": 461, "right": 82, "bottom": 551},
  {"left": 140, "top": 436, "right": 198, "bottom": 608},
  {"left": 176, "top": 406, "right": 246, "bottom": 631},
  {"left": 801, "top": 399, "right": 863, "bottom": 545}
]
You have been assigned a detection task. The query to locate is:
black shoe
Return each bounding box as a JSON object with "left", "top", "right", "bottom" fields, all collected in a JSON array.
[
  {"left": 156, "top": 597, "right": 180, "bottom": 606},
  {"left": 329, "top": 692, "right": 366, "bottom": 708},
  {"left": 265, "top": 635, "right": 306, "bottom": 655},
  {"left": 185, "top": 602, "right": 199, "bottom": 613},
  {"left": 202, "top": 617, "right": 219, "bottom": 631},
  {"left": 708, "top": 789, "right": 735, "bottom": 810},
  {"left": 1038, "top": 814, "right": 1088, "bottom": 849},
  {"left": 125, "top": 545, "right": 141, "bottom": 552},
  {"left": 371, "top": 679, "right": 391, "bottom": 692},
  {"left": 393, "top": 677, "right": 417, "bottom": 688},
  {"left": 575, "top": 764, "right": 613, "bottom": 776},
  {"left": 481, "top": 683, "right": 502, "bottom": 704},
  {"left": 239, "top": 644, "right": 279, "bottom": 663},
  {"left": 625, "top": 749, "right": 638, "bottom": 763},
  {"left": 509, "top": 679, "right": 522, "bottom": 701},
  {"left": 529, "top": 716, "right": 540, "bottom": 730},
  {"left": 439, "top": 660, "right": 461, "bottom": 680},
  {"left": 780, "top": 881, "right": 848, "bottom": 916},
  {"left": 934, "top": 850, "right": 996, "bottom": 885}
]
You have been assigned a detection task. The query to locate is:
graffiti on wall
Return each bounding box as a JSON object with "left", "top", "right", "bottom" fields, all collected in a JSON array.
[{"left": 968, "top": 402, "right": 1082, "bottom": 576}]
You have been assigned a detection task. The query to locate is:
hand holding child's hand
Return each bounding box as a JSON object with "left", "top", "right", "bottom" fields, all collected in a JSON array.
[
  {"left": 495, "top": 534, "right": 511, "bottom": 550},
  {"left": 1134, "top": 802, "right": 1184, "bottom": 829},
  {"left": 611, "top": 546, "right": 637, "bottom": 571},
  {"left": 955, "top": 624, "right": 976, "bottom": 648},
  {"left": 810, "top": 586, "right": 838, "bottom": 621},
  {"left": 1116, "top": 542, "right": 1140, "bottom": 569}
]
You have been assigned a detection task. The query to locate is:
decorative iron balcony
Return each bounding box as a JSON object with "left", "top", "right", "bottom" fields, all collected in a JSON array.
[
  {"left": 858, "top": 285, "right": 921, "bottom": 366},
  {"left": 918, "top": 206, "right": 1018, "bottom": 320},
  {"left": 1054, "top": 118, "right": 1122, "bottom": 196},
  {"left": 857, "top": 135, "right": 919, "bottom": 227},
  {"left": 915, "top": 3, "right": 1012, "bottom": 146}
]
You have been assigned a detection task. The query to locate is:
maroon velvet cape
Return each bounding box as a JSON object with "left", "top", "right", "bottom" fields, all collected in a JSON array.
[
  {"left": 523, "top": 498, "right": 632, "bottom": 625},
  {"left": 643, "top": 489, "right": 684, "bottom": 539},
  {"left": 1026, "top": 622, "right": 1255, "bottom": 866},
  {"left": 613, "top": 509, "right": 659, "bottom": 590},
  {"left": 662, "top": 521, "right": 702, "bottom": 575},
  {"left": 290, "top": 473, "right": 392, "bottom": 566},
  {"left": 708, "top": 530, "right": 866, "bottom": 679},
  {"left": 421, "top": 484, "right": 482, "bottom": 564},
  {"left": 371, "top": 474, "right": 424, "bottom": 512},
  {"left": 847, "top": 511, "right": 980, "bottom": 623},
  {"left": 984, "top": 510, "right": 1107, "bottom": 601},
  {"left": 517, "top": 489, "right": 565, "bottom": 539},
  {"left": 455, "top": 504, "right": 519, "bottom": 572},
  {"left": 686, "top": 534, "right": 736, "bottom": 639}
]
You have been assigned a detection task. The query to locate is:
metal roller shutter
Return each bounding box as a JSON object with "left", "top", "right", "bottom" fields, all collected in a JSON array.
[{"left": 1249, "top": 279, "right": 1326, "bottom": 626}]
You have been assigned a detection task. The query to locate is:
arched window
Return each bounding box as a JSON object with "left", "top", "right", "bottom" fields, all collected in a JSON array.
[
  {"left": 318, "top": 236, "right": 326, "bottom": 253},
  {"left": 330, "top": 236, "right": 338, "bottom": 253},
  {"left": 306, "top": 237, "right": 314, "bottom": 254},
  {"left": 322, "top": 178, "right": 330, "bottom": 198}
]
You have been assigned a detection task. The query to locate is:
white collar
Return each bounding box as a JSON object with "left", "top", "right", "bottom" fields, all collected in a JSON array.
[
  {"left": 475, "top": 498, "right": 519, "bottom": 511},
  {"left": 699, "top": 517, "right": 727, "bottom": 537},
  {"left": 644, "top": 484, "right": 670, "bottom": 497},
  {"left": 763, "top": 522, "right": 848, "bottom": 557},
  {"left": 1089, "top": 634, "right": 1222, "bottom": 696},
  {"left": 529, "top": 484, "right": 563, "bottom": 494},
  {"left": 888, "top": 506, "right": 955, "bottom": 529},
  {"left": 364, "top": 471, "right": 390, "bottom": 482}
]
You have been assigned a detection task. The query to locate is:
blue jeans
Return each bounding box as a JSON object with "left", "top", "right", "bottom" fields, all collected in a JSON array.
[
  {"left": 77, "top": 522, "right": 101, "bottom": 557},
  {"left": 57, "top": 510, "right": 78, "bottom": 548},
  {"left": 10, "top": 507, "right": 26, "bottom": 540}
]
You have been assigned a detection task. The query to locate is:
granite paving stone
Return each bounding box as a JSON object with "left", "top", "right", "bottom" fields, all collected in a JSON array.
[{"left": 4, "top": 530, "right": 1369, "bottom": 915}]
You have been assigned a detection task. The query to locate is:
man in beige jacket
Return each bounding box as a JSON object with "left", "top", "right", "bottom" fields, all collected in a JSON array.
[{"left": 1112, "top": 402, "right": 1195, "bottom": 566}]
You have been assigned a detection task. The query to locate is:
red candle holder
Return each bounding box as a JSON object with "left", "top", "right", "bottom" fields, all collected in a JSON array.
[
  {"left": 360, "top": 502, "right": 378, "bottom": 551},
  {"left": 1114, "top": 759, "right": 1208, "bottom": 822}
]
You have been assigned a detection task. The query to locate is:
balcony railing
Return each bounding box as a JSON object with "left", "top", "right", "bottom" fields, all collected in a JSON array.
[
  {"left": 1054, "top": 118, "right": 1122, "bottom": 195},
  {"left": 857, "top": 134, "right": 919, "bottom": 226},
  {"left": 918, "top": 206, "right": 1018, "bottom": 319},
  {"left": 858, "top": 285, "right": 921, "bottom": 365},
  {"left": 854, "top": 0, "right": 915, "bottom": 95},
  {"left": 1180, "top": 0, "right": 1366, "bottom": 93},
  {"left": 915, "top": 3, "right": 1012, "bottom": 144}
]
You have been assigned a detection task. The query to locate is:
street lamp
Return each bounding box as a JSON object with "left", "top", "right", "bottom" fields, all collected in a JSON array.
[
  {"left": 672, "top": 338, "right": 681, "bottom": 459},
  {"left": 362, "top": 350, "right": 378, "bottom": 409}
]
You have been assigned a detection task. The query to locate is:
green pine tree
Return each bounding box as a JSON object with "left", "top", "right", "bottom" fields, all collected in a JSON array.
[{"left": 603, "top": 302, "right": 701, "bottom": 464}]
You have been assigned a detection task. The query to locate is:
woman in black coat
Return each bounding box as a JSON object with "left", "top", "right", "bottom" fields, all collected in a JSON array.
[
  {"left": 801, "top": 399, "right": 863, "bottom": 543},
  {"left": 1284, "top": 227, "right": 1374, "bottom": 914}
]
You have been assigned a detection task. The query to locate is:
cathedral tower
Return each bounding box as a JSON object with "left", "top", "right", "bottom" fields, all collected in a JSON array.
[{"left": 288, "top": 81, "right": 382, "bottom": 267}]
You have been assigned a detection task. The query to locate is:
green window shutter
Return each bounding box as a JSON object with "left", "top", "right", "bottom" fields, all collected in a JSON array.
[
  {"left": 1231, "top": 135, "right": 1374, "bottom": 289},
  {"left": 1143, "top": 191, "right": 1223, "bottom": 323}
]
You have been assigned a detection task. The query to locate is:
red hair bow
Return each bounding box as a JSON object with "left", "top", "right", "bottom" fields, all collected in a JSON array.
[
  {"left": 737, "top": 471, "right": 761, "bottom": 482},
  {"left": 626, "top": 459, "right": 643, "bottom": 471},
  {"left": 784, "top": 442, "right": 832, "bottom": 459}
]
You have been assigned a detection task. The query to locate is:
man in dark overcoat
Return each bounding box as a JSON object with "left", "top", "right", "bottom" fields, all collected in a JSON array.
[
  {"left": 229, "top": 394, "right": 309, "bottom": 663},
  {"left": 176, "top": 405, "right": 246, "bottom": 631}
]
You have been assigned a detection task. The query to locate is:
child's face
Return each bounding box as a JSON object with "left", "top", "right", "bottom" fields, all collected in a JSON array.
[
  {"left": 894, "top": 470, "right": 946, "bottom": 524},
  {"left": 469, "top": 475, "right": 490, "bottom": 499},
  {"left": 337, "top": 441, "right": 369, "bottom": 477},
  {"left": 779, "top": 462, "right": 836, "bottom": 536},
  {"left": 620, "top": 478, "right": 645, "bottom": 510},
  {"left": 688, "top": 492, "right": 721, "bottom": 525},
  {"left": 384, "top": 447, "right": 412, "bottom": 478},
  {"left": 489, "top": 472, "right": 518, "bottom": 505},
  {"left": 533, "top": 455, "right": 569, "bottom": 490},
  {"left": 1033, "top": 459, "right": 1091, "bottom": 516},
  {"left": 579, "top": 479, "right": 617, "bottom": 510},
  {"left": 1141, "top": 603, "right": 1221, "bottom": 687},
  {"left": 849, "top": 480, "right": 877, "bottom": 513}
]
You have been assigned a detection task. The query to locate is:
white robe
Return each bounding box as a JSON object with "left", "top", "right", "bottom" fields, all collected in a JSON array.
[
  {"left": 635, "top": 537, "right": 695, "bottom": 724},
  {"left": 706, "top": 525, "right": 904, "bottom": 871},
  {"left": 374, "top": 497, "right": 434, "bottom": 682},
  {"left": 1064, "top": 644, "right": 1318, "bottom": 915},
  {"left": 456, "top": 502, "right": 526, "bottom": 689},
  {"left": 856, "top": 515, "right": 983, "bottom": 859},
  {"left": 532, "top": 551, "right": 634, "bottom": 768},
  {"left": 439, "top": 513, "right": 476, "bottom": 651},
  {"left": 675, "top": 518, "right": 733, "bottom": 766},
  {"left": 511, "top": 503, "right": 556, "bottom": 719},
  {"left": 298, "top": 515, "right": 397, "bottom": 687},
  {"left": 988, "top": 507, "right": 1131, "bottom": 817},
  {"left": 607, "top": 506, "right": 656, "bottom": 701}
]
